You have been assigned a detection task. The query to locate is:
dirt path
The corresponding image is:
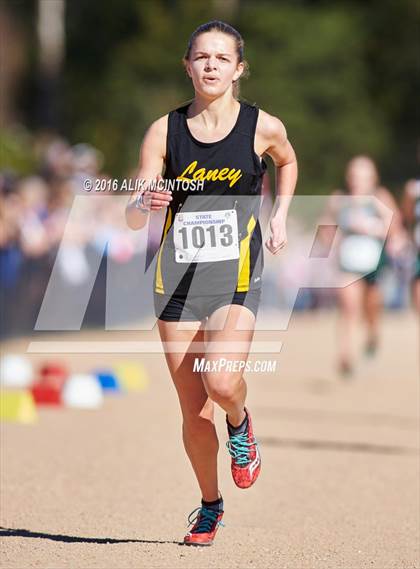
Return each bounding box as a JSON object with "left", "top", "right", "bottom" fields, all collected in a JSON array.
[{"left": 1, "top": 311, "right": 418, "bottom": 568}]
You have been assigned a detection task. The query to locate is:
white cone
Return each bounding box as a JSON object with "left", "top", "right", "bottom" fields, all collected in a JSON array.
[
  {"left": 62, "top": 374, "right": 103, "bottom": 409},
  {"left": 0, "top": 355, "right": 34, "bottom": 389}
]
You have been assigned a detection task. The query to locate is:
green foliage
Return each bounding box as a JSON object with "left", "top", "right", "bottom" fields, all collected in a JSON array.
[
  {"left": 0, "top": 127, "right": 37, "bottom": 175},
  {"left": 239, "top": 4, "right": 389, "bottom": 193},
  {"left": 7, "top": 0, "right": 419, "bottom": 194}
]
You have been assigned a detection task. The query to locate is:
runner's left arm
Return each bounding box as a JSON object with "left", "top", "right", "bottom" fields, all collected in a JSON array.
[{"left": 257, "top": 111, "right": 298, "bottom": 254}]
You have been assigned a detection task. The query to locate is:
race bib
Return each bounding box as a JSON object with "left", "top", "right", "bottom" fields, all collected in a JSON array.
[
  {"left": 174, "top": 209, "right": 239, "bottom": 263},
  {"left": 339, "top": 235, "right": 382, "bottom": 274}
]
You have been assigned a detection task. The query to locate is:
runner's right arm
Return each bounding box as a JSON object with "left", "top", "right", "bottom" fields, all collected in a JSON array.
[{"left": 126, "top": 115, "right": 172, "bottom": 230}]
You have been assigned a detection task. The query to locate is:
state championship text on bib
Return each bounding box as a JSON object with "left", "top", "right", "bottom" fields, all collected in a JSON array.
[{"left": 174, "top": 209, "right": 239, "bottom": 263}]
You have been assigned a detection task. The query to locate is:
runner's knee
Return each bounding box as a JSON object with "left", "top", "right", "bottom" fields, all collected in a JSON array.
[{"left": 203, "top": 373, "right": 241, "bottom": 404}]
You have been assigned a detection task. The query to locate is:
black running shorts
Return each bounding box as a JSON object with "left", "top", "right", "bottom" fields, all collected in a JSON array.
[{"left": 154, "top": 288, "right": 261, "bottom": 322}]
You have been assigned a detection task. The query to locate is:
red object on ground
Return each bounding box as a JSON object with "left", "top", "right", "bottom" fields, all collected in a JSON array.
[
  {"left": 31, "top": 383, "right": 62, "bottom": 405},
  {"left": 40, "top": 363, "right": 68, "bottom": 383}
]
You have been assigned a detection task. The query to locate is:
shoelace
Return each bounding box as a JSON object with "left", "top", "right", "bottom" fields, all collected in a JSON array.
[
  {"left": 187, "top": 506, "right": 223, "bottom": 534},
  {"left": 226, "top": 432, "right": 257, "bottom": 466}
]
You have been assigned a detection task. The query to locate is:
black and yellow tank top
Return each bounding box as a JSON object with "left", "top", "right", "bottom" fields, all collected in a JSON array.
[{"left": 154, "top": 99, "right": 267, "bottom": 297}]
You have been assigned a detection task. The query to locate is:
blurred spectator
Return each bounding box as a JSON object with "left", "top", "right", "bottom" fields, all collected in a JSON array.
[
  {"left": 0, "top": 138, "right": 155, "bottom": 338},
  {"left": 401, "top": 178, "right": 420, "bottom": 311},
  {"left": 0, "top": 145, "right": 414, "bottom": 340},
  {"left": 40, "top": 138, "right": 74, "bottom": 184}
]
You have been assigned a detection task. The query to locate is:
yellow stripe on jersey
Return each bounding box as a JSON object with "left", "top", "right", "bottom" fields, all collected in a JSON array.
[
  {"left": 155, "top": 208, "right": 173, "bottom": 294},
  {"left": 236, "top": 214, "right": 256, "bottom": 292}
]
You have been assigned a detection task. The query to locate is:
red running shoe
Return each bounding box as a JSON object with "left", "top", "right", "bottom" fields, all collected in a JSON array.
[
  {"left": 183, "top": 506, "right": 224, "bottom": 546},
  {"left": 226, "top": 407, "right": 261, "bottom": 489}
]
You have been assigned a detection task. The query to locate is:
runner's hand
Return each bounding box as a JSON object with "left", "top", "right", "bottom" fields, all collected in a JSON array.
[
  {"left": 142, "top": 174, "right": 173, "bottom": 211},
  {"left": 265, "top": 216, "right": 287, "bottom": 254}
]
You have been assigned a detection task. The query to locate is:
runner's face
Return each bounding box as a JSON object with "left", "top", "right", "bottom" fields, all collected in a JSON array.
[
  {"left": 345, "top": 160, "right": 378, "bottom": 195},
  {"left": 186, "top": 32, "right": 244, "bottom": 98}
]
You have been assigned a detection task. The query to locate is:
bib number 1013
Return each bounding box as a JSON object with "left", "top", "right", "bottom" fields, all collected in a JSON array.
[
  {"left": 177, "top": 223, "right": 233, "bottom": 249},
  {"left": 174, "top": 209, "right": 239, "bottom": 263}
]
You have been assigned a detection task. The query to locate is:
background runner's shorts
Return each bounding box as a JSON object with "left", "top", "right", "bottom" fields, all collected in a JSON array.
[{"left": 154, "top": 289, "right": 262, "bottom": 322}]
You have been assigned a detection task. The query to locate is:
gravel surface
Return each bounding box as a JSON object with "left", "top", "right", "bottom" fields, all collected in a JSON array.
[{"left": 1, "top": 311, "right": 419, "bottom": 569}]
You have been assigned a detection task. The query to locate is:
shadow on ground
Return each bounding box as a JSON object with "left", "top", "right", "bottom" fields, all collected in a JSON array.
[
  {"left": 0, "top": 527, "right": 181, "bottom": 546},
  {"left": 258, "top": 437, "right": 418, "bottom": 456}
]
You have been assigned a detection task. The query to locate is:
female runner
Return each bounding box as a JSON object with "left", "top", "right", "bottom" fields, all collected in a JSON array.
[
  {"left": 323, "top": 155, "right": 402, "bottom": 377},
  {"left": 126, "top": 21, "right": 297, "bottom": 546}
]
